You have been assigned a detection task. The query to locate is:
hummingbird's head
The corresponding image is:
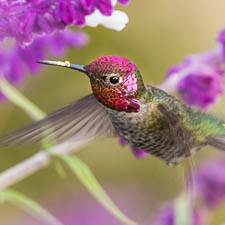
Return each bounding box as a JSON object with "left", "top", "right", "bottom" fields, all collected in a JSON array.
[
  {"left": 38, "top": 55, "right": 146, "bottom": 113},
  {"left": 85, "top": 55, "right": 146, "bottom": 112}
]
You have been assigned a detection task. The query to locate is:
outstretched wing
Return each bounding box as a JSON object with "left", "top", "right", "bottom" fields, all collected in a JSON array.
[
  {"left": 0, "top": 94, "right": 116, "bottom": 146},
  {"left": 206, "top": 135, "right": 225, "bottom": 151}
]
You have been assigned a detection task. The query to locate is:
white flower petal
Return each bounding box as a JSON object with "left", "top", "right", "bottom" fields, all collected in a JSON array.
[
  {"left": 111, "top": 0, "right": 117, "bottom": 6},
  {"left": 85, "top": 10, "right": 129, "bottom": 31}
]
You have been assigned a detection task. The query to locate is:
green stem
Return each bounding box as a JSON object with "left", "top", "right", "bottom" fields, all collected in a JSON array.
[
  {"left": 0, "top": 78, "right": 46, "bottom": 120},
  {"left": 174, "top": 193, "right": 191, "bottom": 225}
]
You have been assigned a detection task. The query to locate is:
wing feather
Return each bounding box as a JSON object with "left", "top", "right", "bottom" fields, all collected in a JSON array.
[{"left": 0, "top": 94, "right": 116, "bottom": 146}]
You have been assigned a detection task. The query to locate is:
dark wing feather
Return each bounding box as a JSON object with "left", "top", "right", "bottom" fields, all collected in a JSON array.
[
  {"left": 206, "top": 135, "right": 225, "bottom": 151},
  {"left": 0, "top": 94, "right": 116, "bottom": 146}
]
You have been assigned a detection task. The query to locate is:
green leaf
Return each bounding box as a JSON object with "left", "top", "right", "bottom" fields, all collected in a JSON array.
[
  {"left": 174, "top": 193, "right": 191, "bottom": 225},
  {"left": 0, "top": 78, "right": 46, "bottom": 120},
  {"left": 0, "top": 189, "right": 64, "bottom": 225},
  {"left": 54, "top": 154, "right": 137, "bottom": 225},
  {"left": 54, "top": 161, "right": 67, "bottom": 179}
]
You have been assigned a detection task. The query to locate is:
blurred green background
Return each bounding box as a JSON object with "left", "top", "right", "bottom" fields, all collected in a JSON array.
[{"left": 1, "top": 0, "right": 225, "bottom": 224}]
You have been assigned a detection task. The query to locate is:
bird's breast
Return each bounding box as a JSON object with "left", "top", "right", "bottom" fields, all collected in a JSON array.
[
  {"left": 106, "top": 102, "right": 162, "bottom": 147},
  {"left": 106, "top": 102, "right": 198, "bottom": 165}
]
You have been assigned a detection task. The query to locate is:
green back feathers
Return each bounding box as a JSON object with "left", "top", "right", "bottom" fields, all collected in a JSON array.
[{"left": 145, "top": 85, "right": 225, "bottom": 143}]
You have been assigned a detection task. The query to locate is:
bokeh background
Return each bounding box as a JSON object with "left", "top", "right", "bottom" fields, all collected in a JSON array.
[{"left": 1, "top": 0, "right": 225, "bottom": 224}]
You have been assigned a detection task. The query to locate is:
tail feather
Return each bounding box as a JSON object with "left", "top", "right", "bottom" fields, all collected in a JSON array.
[{"left": 207, "top": 135, "right": 225, "bottom": 151}]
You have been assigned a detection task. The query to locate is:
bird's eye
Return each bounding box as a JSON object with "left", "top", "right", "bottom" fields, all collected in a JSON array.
[{"left": 109, "top": 76, "right": 119, "bottom": 84}]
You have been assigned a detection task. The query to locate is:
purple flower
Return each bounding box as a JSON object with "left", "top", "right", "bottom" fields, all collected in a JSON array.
[
  {"left": 118, "top": 137, "right": 148, "bottom": 158},
  {"left": 152, "top": 206, "right": 174, "bottom": 225},
  {"left": 218, "top": 28, "right": 225, "bottom": 60},
  {"left": 131, "top": 146, "right": 148, "bottom": 158},
  {"left": 151, "top": 205, "right": 204, "bottom": 225},
  {"left": 161, "top": 46, "right": 225, "bottom": 109},
  {"left": 118, "top": 0, "right": 130, "bottom": 5},
  {"left": 177, "top": 72, "right": 223, "bottom": 109},
  {"left": 118, "top": 136, "right": 127, "bottom": 146},
  {"left": 46, "top": 30, "right": 89, "bottom": 57},
  {"left": 193, "top": 156, "right": 225, "bottom": 207},
  {"left": 0, "top": 0, "right": 130, "bottom": 46},
  {"left": 0, "top": 30, "right": 89, "bottom": 101},
  {"left": 159, "top": 28, "right": 225, "bottom": 109}
]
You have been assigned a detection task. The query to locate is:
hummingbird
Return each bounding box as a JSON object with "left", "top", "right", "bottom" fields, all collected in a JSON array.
[{"left": 0, "top": 55, "right": 225, "bottom": 165}]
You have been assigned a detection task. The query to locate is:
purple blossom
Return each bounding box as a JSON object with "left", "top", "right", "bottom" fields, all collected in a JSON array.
[
  {"left": 177, "top": 72, "right": 223, "bottom": 109},
  {"left": 118, "top": 137, "right": 148, "bottom": 158},
  {"left": 162, "top": 47, "right": 225, "bottom": 109},
  {"left": 193, "top": 156, "right": 225, "bottom": 207},
  {"left": 159, "top": 28, "right": 225, "bottom": 109},
  {"left": 0, "top": 0, "right": 130, "bottom": 46},
  {"left": 117, "top": 0, "right": 130, "bottom": 5},
  {"left": 118, "top": 136, "right": 127, "bottom": 146},
  {"left": 218, "top": 28, "right": 225, "bottom": 60},
  {"left": 152, "top": 206, "right": 174, "bottom": 225},
  {"left": 131, "top": 146, "right": 148, "bottom": 158},
  {"left": 0, "top": 30, "right": 88, "bottom": 101},
  {"left": 151, "top": 205, "right": 204, "bottom": 225}
]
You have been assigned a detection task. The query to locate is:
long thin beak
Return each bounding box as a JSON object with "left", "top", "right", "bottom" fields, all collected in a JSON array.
[{"left": 37, "top": 60, "right": 87, "bottom": 73}]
